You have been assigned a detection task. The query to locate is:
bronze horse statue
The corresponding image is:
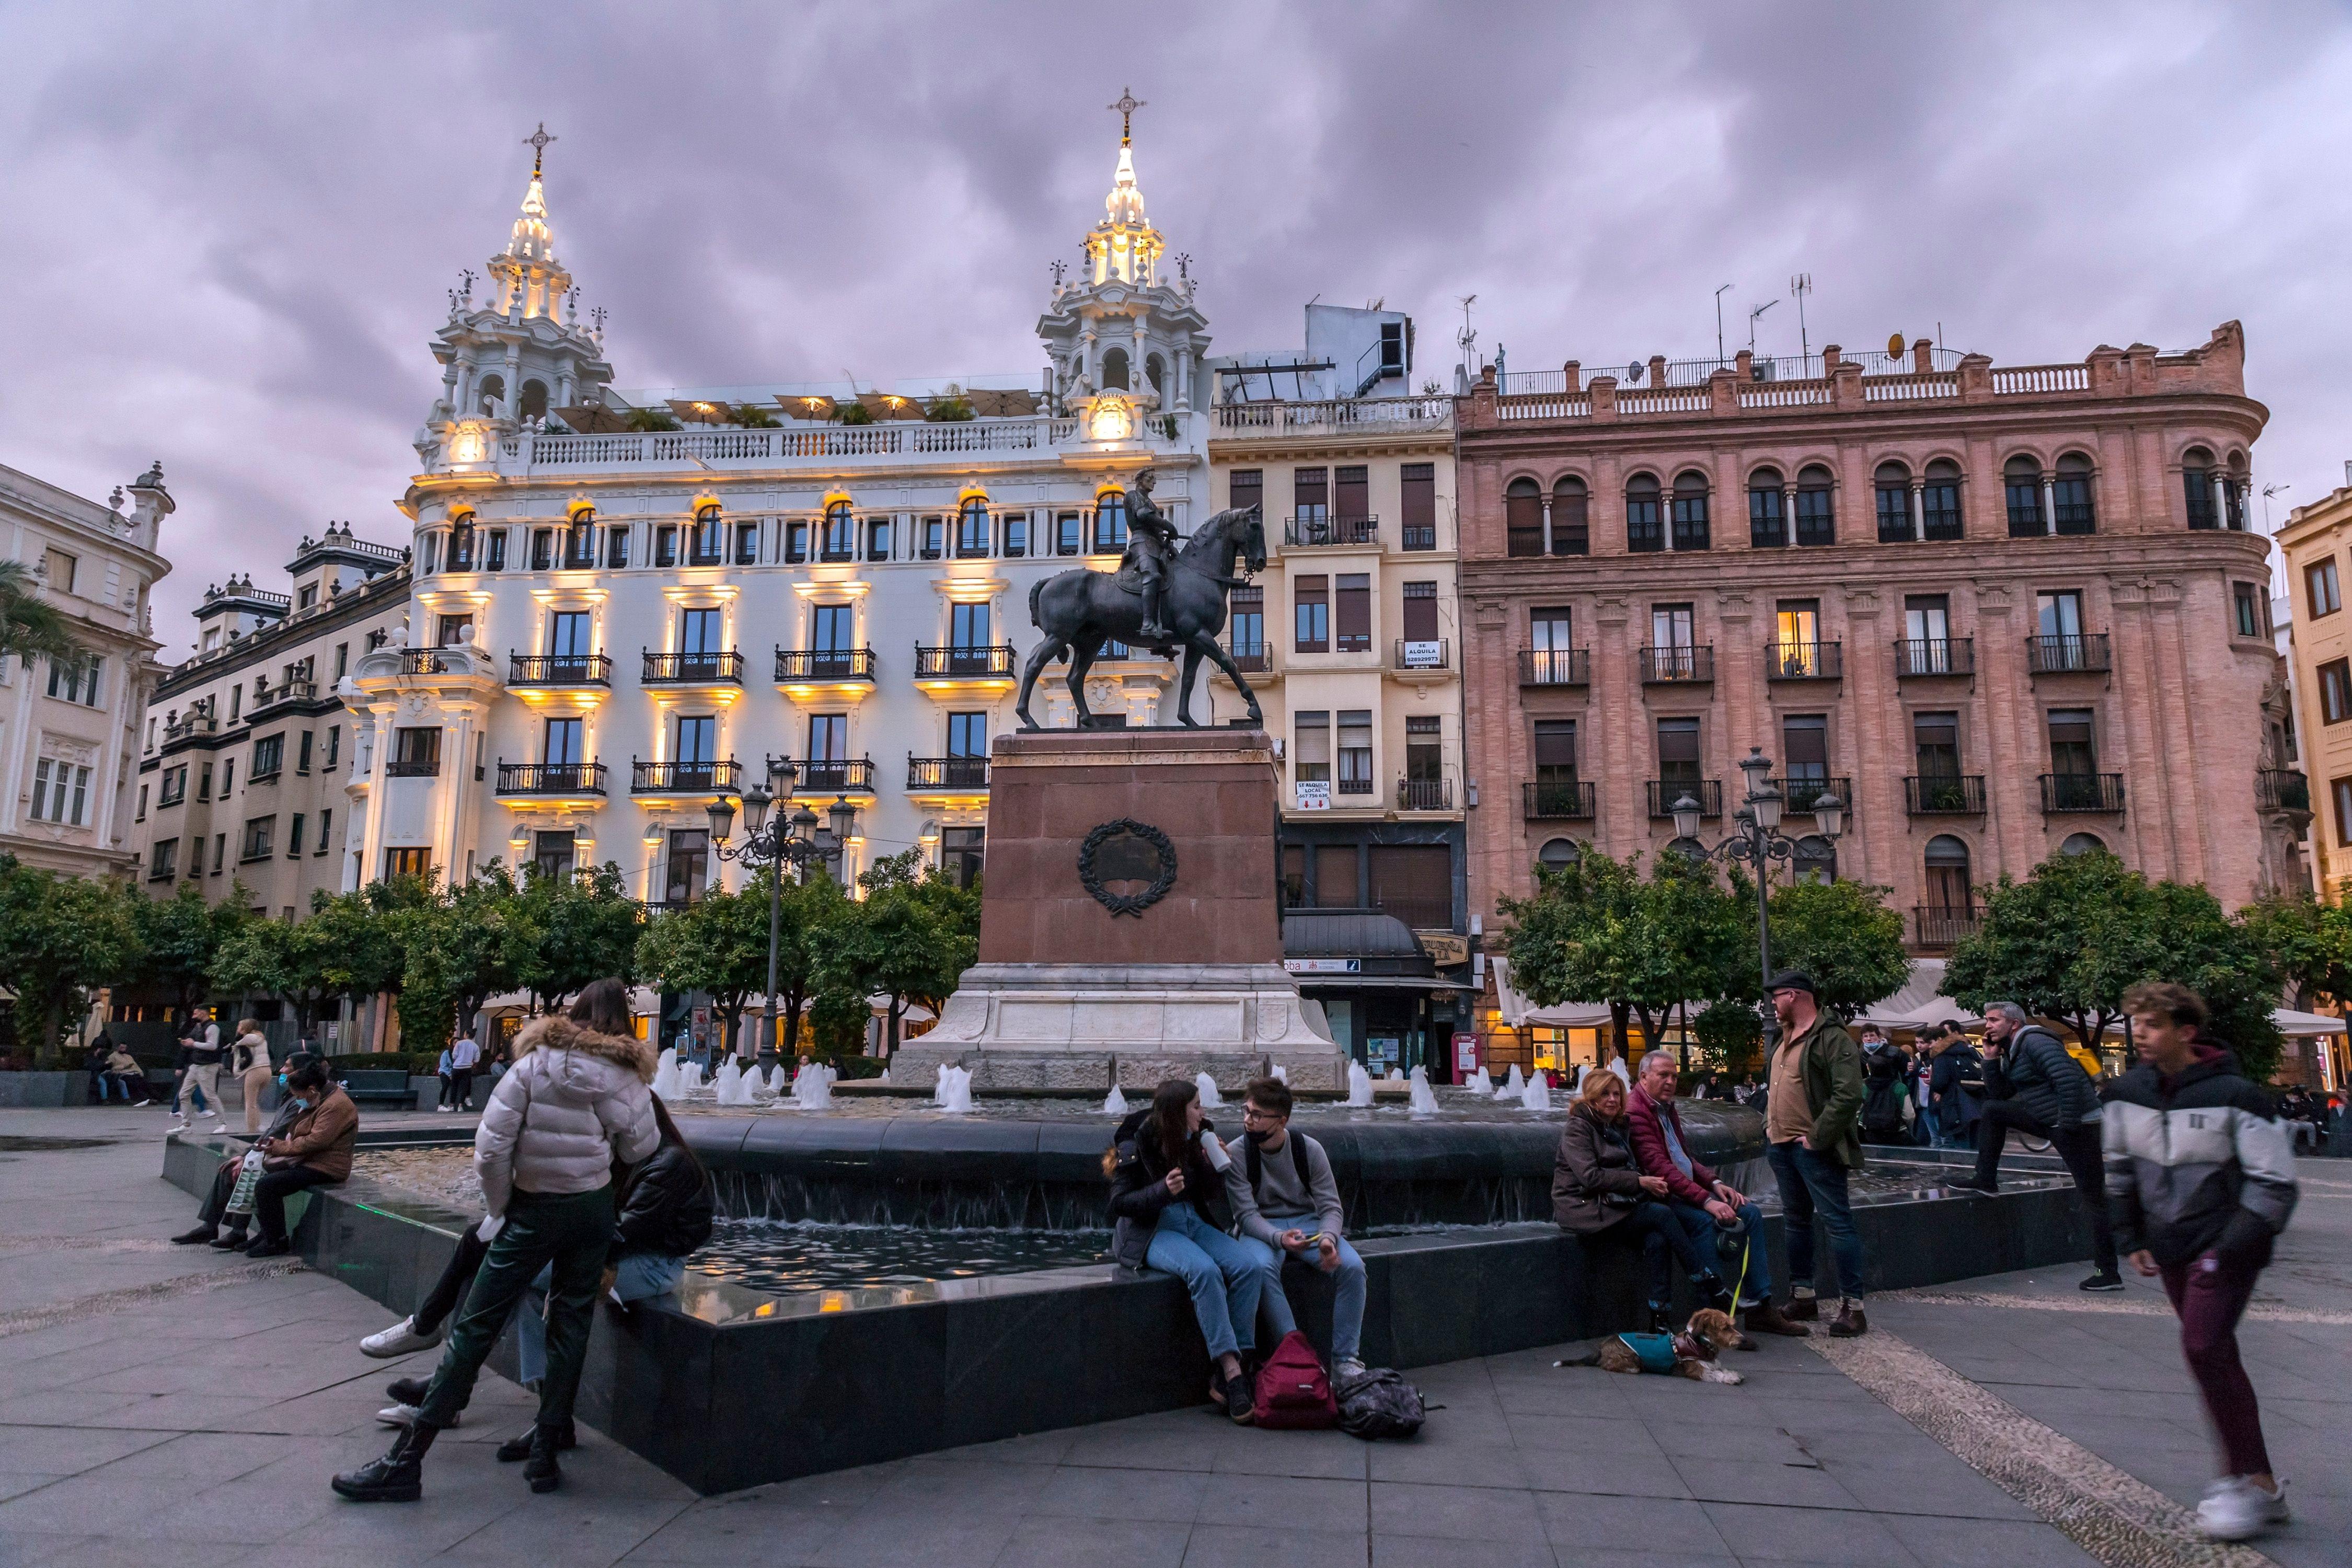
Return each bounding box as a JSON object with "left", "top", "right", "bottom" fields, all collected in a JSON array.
[{"left": 1015, "top": 502, "right": 1266, "bottom": 730}]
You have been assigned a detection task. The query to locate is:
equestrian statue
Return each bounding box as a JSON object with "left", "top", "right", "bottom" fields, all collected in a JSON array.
[{"left": 1015, "top": 468, "right": 1267, "bottom": 730}]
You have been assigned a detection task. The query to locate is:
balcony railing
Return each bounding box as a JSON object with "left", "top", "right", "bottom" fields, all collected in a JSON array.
[
  {"left": 686, "top": 544, "right": 726, "bottom": 567},
  {"left": 1766, "top": 641, "right": 1842, "bottom": 681},
  {"left": 775, "top": 647, "right": 878, "bottom": 683},
  {"left": 1283, "top": 516, "right": 1379, "bottom": 548},
  {"left": 908, "top": 756, "right": 990, "bottom": 792},
  {"left": 164, "top": 713, "right": 218, "bottom": 742},
  {"left": 1640, "top": 645, "right": 1714, "bottom": 683},
  {"left": 1905, "top": 775, "right": 1987, "bottom": 815},
  {"left": 642, "top": 650, "right": 744, "bottom": 685},
  {"left": 1522, "top": 780, "right": 1597, "bottom": 820},
  {"left": 1401, "top": 523, "right": 1437, "bottom": 551},
  {"left": 1914, "top": 905, "right": 1981, "bottom": 950},
  {"left": 251, "top": 678, "right": 317, "bottom": 713},
  {"left": 633, "top": 758, "right": 741, "bottom": 793},
  {"left": 2258, "top": 769, "right": 2311, "bottom": 813},
  {"left": 510, "top": 653, "right": 613, "bottom": 687},
  {"left": 1392, "top": 638, "right": 1450, "bottom": 672},
  {"left": 400, "top": 649, "right": 448, "bottom": 676},
  {"left": 2040, "top": 772, "right": 2125, "bottom": 813},
  {"left": 1770, "top": 776, "right": 1851, "bottom": 814},
  {"left": 768, "top": 756, "right": 877, "bottom": 794},
  {"left": 913, "top": 644, "right": 1016, "bottom": 678},
  {"left": 2027, "top": 633, "right": 2112, "bottom": 675},
  {"left": 384, "top": 756, "right": 440, "bottom": 778},
  {"left": 1647, "top": 778, "right": 1723, "bottom": 819},
  {"left": 1337, "top": 775, "right": 1376, "bottom": 797},
  {"left": 497, "top": 762, "right": 608, "bottom": 796},
  {"left": 1518, "top": 648, "right": 1590, "bottom": 686},
  {"left": 1226, "top": 640, "right": 1271, "bottom": 674},
  {"left": 1895, "top": 638, "right": 1975, "bottom": 678},
  {"left": 1396, "top": 778, "right": 1452, "bottom": 811}
]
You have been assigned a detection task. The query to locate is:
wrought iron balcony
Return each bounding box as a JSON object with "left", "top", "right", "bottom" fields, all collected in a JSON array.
[
  {"left": 1396, "top": 778, "right": 1452, "bottom": 811},
  {"left": 2027, "top": 633, "right": 2112, "bottom": 675},
  {"left": 775, "top": 647, "right": 878, "bottom": 683},
  {"left": 509, "top": 653, "right": 612, "bottom": 687},
  {"left": 632, "top": 758, "right": 741, "bottom": 793},
  {"left": 1521, "top": 780, "right": 1596, "bottom": 820},
  {"left": 1392, "top": 638, "right": 1450, "bottom": 672},
  {"left": 2039, "top": 771, "right": 2125, "bottom": 813},
  {"left": 384, "top": 757, "right": 440, "bottom": 778},
  {"left": 908, "top": 756, "right": 990, "bottom": 792},
  {"left": 1769, "top": 776, "right": 1851, "bottom": 814},
  {"left": 1639, "top": 645, "right": 1713, "bottom": 684},
  {"left": 913, "top": 644, "right": 1016, "bottom": 679},
  {"left": 1765, "top": 641, "right": 1842, "bottom": 681},
  {"left": 1647, "top": 779, "right": 1723, "bottom": 819},
  {"left": 1895, "top": 638, "right": 1975, "bottom": 678},
  {"left": 1518, "top": 648, "right": 1589, "bottom": 686},
  {"left": 642, "top": 650, "right": 744, "bottom": 686},
  {"left": 1283, "top": 515, "right": 1379, "bottom": 548},
  {"left": 1905, "top": 775, "right": 1987, "bottom": 815},
  {"left": 2258, "top": 769, "right": 2311, "bottom": 813},
  {"left": 497, "top": 762, "right": 608, "bottom": 796},
  {"left": 766, "top": 756, "right": 877, "bottom": 794},
  {"left": 1913, "top": 905, "right": 1980, "bottom": 950},
  {"left": 399, "top": 649, "right": 449, "bottom": 676}
]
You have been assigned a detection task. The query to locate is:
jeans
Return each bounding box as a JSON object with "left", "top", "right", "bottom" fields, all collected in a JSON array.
[
  {"left": 100, "top": 1073, "right": 142, "bottom": 1103},
  {"left": 1249, "top": 1213, "right": 1366, "bottom": 1363},
  {"left": 252, "top": 1166, "right": 336, "bottom": 1243},
  {"left": 2161, "top": 1253, "right": 2272, "bottom": 1478},
  {"left": 1665, "top": 1199, "right": 1773, "bottom": 1305},
  {"left": 1767, "top": 1140, "right": 1864, "bottom": 1301},
  {"left": 1144, "top": 1201, "right": 1265, "bottom": 1362},
  {"left": 418, "top": 1186, "right": 615, "bottom": 1431},
  {"left": 1973, "top": 1104, "right": 2116, "bottom": 1275},
  {"left": 516, "top": 1251, "right": 685, "bottom": 1386},
  {"left": 1617, "top": 1201, "right": 1719, "bottom": 1311},
  {"left": 449, "top": 1068, "right": 475, "bottom": 1110}
]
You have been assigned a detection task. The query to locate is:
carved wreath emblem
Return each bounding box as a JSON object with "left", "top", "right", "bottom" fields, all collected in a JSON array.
[{"left": 1078, "top": 818, "right": 1177, "bottom": 917}]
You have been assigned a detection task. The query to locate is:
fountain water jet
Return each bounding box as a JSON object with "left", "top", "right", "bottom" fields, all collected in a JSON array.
[
  {"left": 1408, "top": 1065, "right": 1439, "bottom": 1118},
  {"left": 790, "top": 1063, "right": 834, "bottom": 1111},
  {"left": 1469, "top": 1066, "right": 1495, "bottom": 1097},
  {"left": 1501, "top": 1064, "right": 1526, "bottom": 1100},
  {"left": 1193, "top": 1071, "right": 1223, "bottom": 1109},
  {"left": 933, "top": 1065, "right": 974, "bottom": 1113},
  {"left": 1103, "top": 1084, "right": 1128, "bottom": 1115},
  {"left": 1344, "top": 1062, "right": 1374, "bottom": 1107},
  {"left": 1520, "top": 1074, "right": 1552, "bottom": 1112},
  {"left": 652, "top": 1048, "right": 681, "bottom": 1100}
]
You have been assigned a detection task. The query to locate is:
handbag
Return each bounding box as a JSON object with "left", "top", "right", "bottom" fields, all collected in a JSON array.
[{"left": 223, "top": 1149, "right": 267, "bottom": 1217}]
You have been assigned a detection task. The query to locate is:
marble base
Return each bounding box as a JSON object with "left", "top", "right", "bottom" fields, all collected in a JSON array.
[{"left": 900, "top": 962, "right": 1347, "bottom": 1091}]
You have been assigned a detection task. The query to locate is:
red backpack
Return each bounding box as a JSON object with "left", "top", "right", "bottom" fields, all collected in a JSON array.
[{"left": 1253, "top": 1330, "right": 1336, "bottom": 1429}]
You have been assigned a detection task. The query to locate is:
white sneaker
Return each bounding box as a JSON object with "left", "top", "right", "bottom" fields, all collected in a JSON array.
[
  {"left": 1334, "top": 1357, "right": 1367, "bottom": 1379},
  {"left": 360, "top": 1316, "right": 446, "bottom": 1358},
  {"left": 2197, "top": 1477, "right": 2287, "bottom": 1540},
  {"left": 205, "top": 1122, "right": 228, "bottom": 1134},
  {"left": 375, "top": 1403, "right": 458, "bottom": 1428},
  {"left": 166, "top": 1119, "right": 189, "bottom": 1135}
]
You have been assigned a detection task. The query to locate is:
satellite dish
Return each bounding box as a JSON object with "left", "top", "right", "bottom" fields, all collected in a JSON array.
[
  {"left": 1625, "top": 361, "right": 1644, "bottom": 384},
  {"left": 1886, "top": 332, "right": 1905, "bottom": 358}
]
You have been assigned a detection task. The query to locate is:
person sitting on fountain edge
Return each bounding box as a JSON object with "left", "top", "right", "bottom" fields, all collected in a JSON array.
[
  {"left": 1105, "top": 1078, "right": 1267, "bottom": 1423},
  {"left": 1223, "top": 1076, "right": 1366, "bottom": 1380},
  {"left": 1625, "top": 1051, "right": 1808, "bottom": 1338}
]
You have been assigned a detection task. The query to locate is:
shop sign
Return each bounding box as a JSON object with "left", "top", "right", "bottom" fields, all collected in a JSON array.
[
  {"left": 1284, "top": 958, "right": 1361, "bottom": 975},
  {"left": 1294, "top": 781, "right": 1331, "bottom": 811},
  {"left": 1402, "top": 640, "right": 1443, "bottom": 669},
  {"left": 1419, "top": 933, "right": 1469, "bottom": 966},
  {"left": 1453, "top": 1032, "right": 1479, "bottom": 1072}
]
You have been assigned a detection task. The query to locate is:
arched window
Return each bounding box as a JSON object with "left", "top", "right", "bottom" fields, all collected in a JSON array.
[
  {"left": 520, "top": 379, "right": 549, "bottom": 421},
  {"left": 1093, "top": 490, "right": 1127, "bottom": 555},
  {"left": 1505, "top": 478, "right": 1542, "bottom": 558},
  {"left": 2004, "top": 455, "right": 2046, "bottom": 537},
  {"left": 1537, "top": 838, "right": 1580, "bottom": 873},
  {"left": 567, "top": 506, "right": 598, "bottom": 569},
  {"left": 1748, "top": 467, "right": 1786, "bottom": 549},
  {"left": 1791, "top": 835, "right": 1837, "bottom": 884},
  {"left": 1924, "top": 835, "right": 1971, "bottom": 911},
  {"left": 1922, "top": 459, "right": 1963, "bottom": 540},
  {"left": 1552, "top": 477, "right": 1589, "bottom": 556},
  {"left": 2060, "top": 832, "right": 2107, "bottom": 857},
  {"left": 1146, "top": 353, "right": 1166, "bottom": 396},
  {"left": 1874, "top": 461, "right": 1914, "bottom": 543},
  {"left": 958, "top": 497, "right": 991, "bottom": 559},
  {"left": 1101, "top": 348, "right": 1131, "bottom": 390},
  {"left": 2182, "top": 446, "right": 2217, "bottom": 529},
  {"left": 2053, "top": 453, "right": 2096, "bottom": 535},
  {"left": 477, "top": 374, "right": 506, "bottom": 417},
  {"left": 689, "top": 505, "right": 722, "bottom": 564},
  {"left": 1670, "top": 470, "right": 1711, "bottom": 551},
  {"left": 1794, "top": 464, "right": 1835, "bottom": 546},
  {"left": 448, "top": 516, "right": 477, "bottom": 572},
  {"left": 1625, "top": 473, "right": 1663, "bottom": 553},
  {"left": 822, "top": 501, "right": 855, "bottom": 561}
]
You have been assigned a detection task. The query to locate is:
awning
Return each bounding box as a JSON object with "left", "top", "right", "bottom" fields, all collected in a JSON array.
[
  {"left": 1489, "top": 958, "right": 1632, "bottom": 1029},
  {"left": 2271, "top": 1008, "right": 2346, "bottom": 1036},
  {"left": 1854, "top": 959, "right": 1979, "bottom": 1030},
  {"left": 1290, "top": 974, "right": 1479, "bottom": 993}
]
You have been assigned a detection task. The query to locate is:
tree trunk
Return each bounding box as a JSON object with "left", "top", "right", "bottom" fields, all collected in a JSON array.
[{"left": 1609, "top": 1001, "right": 1630, "bottom": 1066}]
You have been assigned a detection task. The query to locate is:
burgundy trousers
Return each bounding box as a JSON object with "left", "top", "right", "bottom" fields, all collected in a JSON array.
[{"left": 2159, "top": 1252, "right": 2272, "bottom": 1478}]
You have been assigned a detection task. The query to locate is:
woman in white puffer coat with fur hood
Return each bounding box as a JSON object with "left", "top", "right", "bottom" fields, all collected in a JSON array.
[{"left": 334, "top": 979, "right": 658, "bottom": 1503}]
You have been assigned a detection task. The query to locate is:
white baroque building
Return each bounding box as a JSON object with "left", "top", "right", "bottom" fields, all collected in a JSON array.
[{"left": 351, "top": 129, "right": 1217, "bottom": 902}]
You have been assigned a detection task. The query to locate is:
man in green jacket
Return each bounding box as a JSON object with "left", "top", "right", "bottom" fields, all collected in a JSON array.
[{"left": 1762, "top": 971, "right": 1869, "bottom": 1336}]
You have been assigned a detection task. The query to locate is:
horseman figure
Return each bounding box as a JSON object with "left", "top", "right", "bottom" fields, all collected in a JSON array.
[{"left": 1123, "top": 468, "right": 1180, "bottom": 643}]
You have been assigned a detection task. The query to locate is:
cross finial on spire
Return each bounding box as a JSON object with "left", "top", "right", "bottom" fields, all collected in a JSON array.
[
  {"left": 1108, "top": 87, "right": 1145, "bottom": 146},
  {"left": 523, "top": 122, "right": 557, "bottom": 177}
]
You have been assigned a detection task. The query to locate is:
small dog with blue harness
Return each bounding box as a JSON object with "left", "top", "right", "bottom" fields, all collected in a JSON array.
[{"left": 1553, "top": 1307, "right": 1747, "bottom": 1385}]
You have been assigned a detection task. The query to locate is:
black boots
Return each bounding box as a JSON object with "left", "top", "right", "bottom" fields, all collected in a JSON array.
[
  {"left": 523, "top": 1424, "right": 567, "bottom": 1492},
  {"left": 331, "top": 1419, "right": 437, "bottom": 1502}
]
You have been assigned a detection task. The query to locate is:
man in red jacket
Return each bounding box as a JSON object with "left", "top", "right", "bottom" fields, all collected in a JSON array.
[{"left": 1628, "top": 1051, "right": 1809, "bottom": 1337}]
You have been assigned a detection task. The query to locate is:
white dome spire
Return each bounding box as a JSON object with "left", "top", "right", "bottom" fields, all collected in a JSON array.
[
  {"left": 490, "top": 124, "right": 568, "bottom": 319},
  {"left": 1086, "top": 90, "right": 1162, "bottom": 287}
]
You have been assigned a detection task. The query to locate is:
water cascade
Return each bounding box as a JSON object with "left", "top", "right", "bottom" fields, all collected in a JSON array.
[
  {"left": 1344, "top": 1062, "right": 1375, "bottom": 1106},
  {"left": 1408, "top": 1065, "right": 1440, "bottom": 1118},
  {"left": 934, "top": 1064, "right": 974, "bottom": 1113},
  {"left": 790, "top": 1062, "right": 834, "bottom": 1111},
  {"left": 652, "top": 1048, "right": 681, "bottom": 1100},
  {"left": 1194, "top": 1072, "right": 1223, "bottom": 1109},
  {"left": 1103, "top": 1084, "right": 1128, "bottom": 1115}
]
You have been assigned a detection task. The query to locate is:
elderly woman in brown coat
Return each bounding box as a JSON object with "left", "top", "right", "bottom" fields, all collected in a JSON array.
[{"left": 1552, "top": 1068, "right": 1727, "bottom": 1331}]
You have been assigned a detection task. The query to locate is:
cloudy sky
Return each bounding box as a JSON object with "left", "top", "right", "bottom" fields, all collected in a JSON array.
[{"left": 3, "top": 1, "right": 2347, "bottom": 659}]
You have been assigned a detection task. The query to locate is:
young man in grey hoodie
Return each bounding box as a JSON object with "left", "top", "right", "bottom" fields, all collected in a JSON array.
[{"left": 1224, "top": 1075, "right": 1365, "bottom": 1377}]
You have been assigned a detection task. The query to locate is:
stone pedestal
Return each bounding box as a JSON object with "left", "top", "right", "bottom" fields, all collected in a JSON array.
[{"left": 897, "top": 730, "right": 1345, "bottom": 1091}]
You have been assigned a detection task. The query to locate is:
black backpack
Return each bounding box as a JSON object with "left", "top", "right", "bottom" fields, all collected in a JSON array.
[{"left": 1333, "top": 1366, "right": 1427, "bottom": 1440}]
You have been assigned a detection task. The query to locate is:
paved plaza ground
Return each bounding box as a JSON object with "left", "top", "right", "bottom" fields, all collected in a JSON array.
[{"left": 0, "top": 1102, "right": 2341, "bottom": 1567}]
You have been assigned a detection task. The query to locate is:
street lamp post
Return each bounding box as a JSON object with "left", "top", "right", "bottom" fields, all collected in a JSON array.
[
  {"left": 707, "top": 760, "right": 857, "bottom": 1060},
  {"left": 1674, "top": 746, "right": 1846, "bottom": 1052}
]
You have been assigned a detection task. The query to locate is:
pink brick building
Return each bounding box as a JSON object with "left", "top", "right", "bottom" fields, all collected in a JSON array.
[{"left": 1457, "top": 325, "right": 2299, "bottom": 955}]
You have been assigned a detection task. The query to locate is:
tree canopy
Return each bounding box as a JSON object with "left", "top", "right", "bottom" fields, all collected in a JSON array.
[
  {"left": 0, "top": 856, "right": 139, "bottom": 1064},
  {"left": 1763, "top": 877, "right": 1911, "bottom": 1019}
]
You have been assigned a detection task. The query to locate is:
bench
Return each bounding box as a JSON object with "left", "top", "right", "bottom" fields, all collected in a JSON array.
[{"left": 340, "top": 1069, "right": 424, "bottom": 1110}]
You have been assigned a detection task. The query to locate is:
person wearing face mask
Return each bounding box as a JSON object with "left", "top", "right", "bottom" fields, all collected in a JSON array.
[
  {"left": 1223, "top": 1076, "right": 1364, "bottom": 1380},
  {"left": 245, "top": 1057, "right": 358, "bottom": 1258},
  {"left": 169, "top": 1053, "right": 324, "bottom": 1250}
]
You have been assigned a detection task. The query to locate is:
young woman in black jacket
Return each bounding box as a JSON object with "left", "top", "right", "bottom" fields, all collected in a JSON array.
[{"left": 1105, "top": 1078, "right": 1266, "bottom": 1422}]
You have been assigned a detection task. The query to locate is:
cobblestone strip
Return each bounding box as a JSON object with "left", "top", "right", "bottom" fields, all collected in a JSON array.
[
  {"left": 1875, "top": 1289, "right": 2352, "bottom": 1327},
  {"left": 1809, "top": 1328, "right": 2278, "bottom": 1568},
  {"left": 0, "top": 1259, "right": 307, "bottom": 1341}
]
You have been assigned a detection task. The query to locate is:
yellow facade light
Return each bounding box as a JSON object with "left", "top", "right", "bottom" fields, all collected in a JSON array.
[{"left": 566, "top": 498, "right": 597, "bottom": 520}]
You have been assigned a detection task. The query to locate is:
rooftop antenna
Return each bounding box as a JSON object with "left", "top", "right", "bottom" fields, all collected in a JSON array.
[
  {"left": 1456, "top": 294, "right": 1478, "bottom": 385},
  {"left": 1747, "top": 298, "right": 1778, "bottom": 353},
  {"left": 1714, "top": 283, "right": 1733, "bottom": 365},
  {"left": 2262, "top": 482, "right": 2290, "bottom": 531},
  {"left": 1790, "top": 274, "right": 1813, "bottom": 360}
]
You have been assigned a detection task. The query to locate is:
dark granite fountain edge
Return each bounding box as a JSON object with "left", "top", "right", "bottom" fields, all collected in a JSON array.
[{"left": 164, "top": 1132, "right": 2094, "bottom": 1496}]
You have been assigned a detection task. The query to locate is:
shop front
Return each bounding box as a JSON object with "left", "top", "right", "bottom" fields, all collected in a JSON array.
[{"left": 1282, "top": 908, "right": 1475, "bottom": 1079}]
